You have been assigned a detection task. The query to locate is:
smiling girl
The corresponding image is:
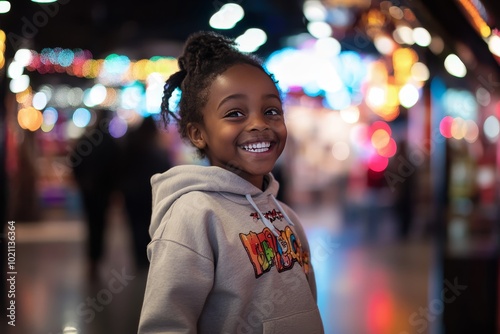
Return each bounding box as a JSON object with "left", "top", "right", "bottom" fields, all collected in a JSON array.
[{"left": 138, "top": 31, "right": 324, "bottom": 334}]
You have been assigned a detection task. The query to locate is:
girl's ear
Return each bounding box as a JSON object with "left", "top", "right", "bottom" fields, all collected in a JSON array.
[{"left": 186, "top": 122, "right": 207, "bottom": 150}]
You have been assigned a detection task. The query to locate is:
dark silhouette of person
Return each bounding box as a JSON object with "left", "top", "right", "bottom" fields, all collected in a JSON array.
[
  {"left": 119, "top": 116, "right": 173, "bottom": 270},
  {"left": 392, "top": 140, "right": 415, "bottom": 240},
  {"left": 71, "top": 109, "right": 121, "bottom": 278},
  {"left": 272, "top": 163, "right": 287, "bottom": 203}
]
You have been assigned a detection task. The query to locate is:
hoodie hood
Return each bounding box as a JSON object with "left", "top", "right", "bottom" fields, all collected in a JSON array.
[{"left": 149, "top": 165, "right": 293, "bottom": 238}]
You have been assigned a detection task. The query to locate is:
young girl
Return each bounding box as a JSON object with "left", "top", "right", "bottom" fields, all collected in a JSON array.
[{"left": 138, "top": 31, "right": 324, "bottom": 334}]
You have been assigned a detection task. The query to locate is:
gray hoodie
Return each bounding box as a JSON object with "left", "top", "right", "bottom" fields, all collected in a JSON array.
[{"left": 138, "top": 165, "right": 324, "bottom": 334}]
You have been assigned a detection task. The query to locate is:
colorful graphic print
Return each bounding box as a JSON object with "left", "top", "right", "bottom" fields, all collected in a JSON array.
[{"left": 239, "top": 210, "right": 311, "bottom": 278}]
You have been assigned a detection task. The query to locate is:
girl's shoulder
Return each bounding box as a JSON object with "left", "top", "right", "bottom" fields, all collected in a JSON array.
[{"left": 174, "top": 190, "right": 222, "bottom": 208}]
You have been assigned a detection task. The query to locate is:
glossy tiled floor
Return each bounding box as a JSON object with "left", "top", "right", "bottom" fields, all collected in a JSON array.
[{"left": 5, "top": 202, "right": 434, "bottom": 334}]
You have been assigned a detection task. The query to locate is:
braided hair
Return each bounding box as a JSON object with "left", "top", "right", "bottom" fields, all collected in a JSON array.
[{"left": 161, "top": 31, "right": 278, "bottom": 158}]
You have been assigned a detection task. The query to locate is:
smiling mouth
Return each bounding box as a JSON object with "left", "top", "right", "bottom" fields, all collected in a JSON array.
[{"left": 240, "top": 141, "right": 271, "bottom": 153}]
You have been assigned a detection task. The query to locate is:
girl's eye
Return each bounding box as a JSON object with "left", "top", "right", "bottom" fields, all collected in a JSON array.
[
  {"left": 265, "top": 108, "right": 281, "bottom": 116},
  {"left": 225, "top": 110, "right": 244, "bottom": 118}
]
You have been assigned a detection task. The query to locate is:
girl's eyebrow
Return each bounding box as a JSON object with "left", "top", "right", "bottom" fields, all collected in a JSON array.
[
  {"left": 263, "top": 93, "right": 281, "bottom": 102},
  {"left": 217, "top": 93, "right": 281, "bottom": 109},
  {"left": 218, "top": 93, "right": 246, "bottom": 109}
]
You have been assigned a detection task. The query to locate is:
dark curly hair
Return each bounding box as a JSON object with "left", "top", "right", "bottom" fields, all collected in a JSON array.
[{"left": 160, "top": 30, "right": 279, "bottom": 158}]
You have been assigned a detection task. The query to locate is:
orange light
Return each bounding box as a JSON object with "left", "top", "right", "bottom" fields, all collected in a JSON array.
[
  {"left": 17, "top": 107, "right": 43, "bottom": 131},
  {"left": 451, "top": 117, "right": 467, "bottom": 139},
  {"left": 457, "top": 0, "right": 491, "bottom": 38},
  {"left": 393, "top": 48, "right": 418, "bottom": 85},
  {"left": 377, "top": 138, "right": 397, "bottom": 158},
  {"left": 371, "top": 129, "right": 390, "bottom": 149}
]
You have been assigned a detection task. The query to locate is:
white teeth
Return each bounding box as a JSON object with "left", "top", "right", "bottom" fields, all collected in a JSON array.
[{"left": 242, "top": 142, "right": 271, "bottom": 152}]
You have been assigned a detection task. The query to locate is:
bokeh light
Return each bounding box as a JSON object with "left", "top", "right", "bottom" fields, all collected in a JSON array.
[
  {"left": 475, "top": 87, "right": 491, "bottom": 106},
  {"left": 373, "top": 35, "right": 396, "bottom": 55},
  {"left": 42, "top": 107, "right": 59, "bottom": 126},
  {"left": 84, "top": 84, "right": 107, "bottom": 107},
  {"left": 18, "top": 107, "right": 43, "bottom": 131},
  {"left": 7, "top": 60, "right": 24, "bottom": 78},
  {"left": 209, "top": 3, "right": 244, "bottom": 30},
  {"left": 371, "top": 129, "right": 391, "bottom": 149},
  {"left": 487, "top": 34, "right": 500, "bottom": 57},
  {"left": 444, "top": 54, "right": 467, "bottom": 78},
  {"left": 303, "top": 0, "right": 327, "bottom": 22},
  {"left": 439, "top": 116, "right": 454, "bottom": 138},
  {"left": 483, "top": 115, "right": 500, "bottom": 141},
  {"left": 72, "top": 107, "right": 92, "bottom": 128},
  {"left": 368, "top": 154, "right": 389, "bottom": 172},
  {"left": 393, "top": 25, "right": 414, "bottom": 45},
  {"left": 0, "top": 1, "right": 11, "bottom": 14},
  {"left": 54, "top": 85, "right": 71, "bottom": 108},
  {"left": 377, "top": 138, "right": 397, "bottom": 158},
  {"left": 450, "top": 117, "right": 467, "bottom": 140},
  {"left": 411, "top": 62, "right": 430, "bottom": 82},
  {"left": 307, "top": 21, "right": 332, "bottom": 38},
  {"left": 9, "top": 74, "right": 30, "bottom": 93},
  {"left": 340, "top": 106, "right": 360, "bottom": 124},
  {"left": 67, "top": 87, "right": 84, "bottom": 107},
  {"left": 412, "top": 27, "right": 431, "bottom": 47},
  {"left": 314, "top": 37, "right": 341, "bottom": 57},
  {"left": 32, "top": 91, "right": 48, "bottom": 110},
  {"left": 235, "top": 28, "right": 267, "bottom": 52},
  {"left": 464, "top": 119, "right": 479, "bottom": 143},
  {"left": 366, "top": 86, "right": 386, "bottom": 109},
  {"left": 399, "top": 83, "right": 419, "bottom": 108},
  {"left": 109, "top": 116, "right": 128, "bottom": 138},
  {"left": 429, "top": 35, "right": 444, "bottom": 54},
  {"left": 331, "top": 141, "right": 350, "bottom": 161}
]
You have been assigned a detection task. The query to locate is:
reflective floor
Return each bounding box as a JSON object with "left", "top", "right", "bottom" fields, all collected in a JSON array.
[{"left": 6, "top": 201, "right": 434, "bottom": 334}]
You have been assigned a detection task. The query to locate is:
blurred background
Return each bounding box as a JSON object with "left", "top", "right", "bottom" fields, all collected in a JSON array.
[{"left": 1, "top": 0, "right": 500, "bottom": 333}]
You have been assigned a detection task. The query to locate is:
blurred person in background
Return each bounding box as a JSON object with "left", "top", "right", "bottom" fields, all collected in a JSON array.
[
  {"left": 364, "top": 167, "right": 389, "bottom": 241},
  {"left": 272, "top": 157, "right": 287, "bottom": 203},
  {"left": 119, "top": 116, "right": 173, "bottom": 270},
  {"left": 71, "top": 108, "right": 121, "bottom": 279},
  {"left": 388, "top": 139, "right": 416, "bottom": 240}
]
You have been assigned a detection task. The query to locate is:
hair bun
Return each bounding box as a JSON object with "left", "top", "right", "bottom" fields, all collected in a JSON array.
[{"left": 178, "top": 31, "right": 238, "bottom": 74}]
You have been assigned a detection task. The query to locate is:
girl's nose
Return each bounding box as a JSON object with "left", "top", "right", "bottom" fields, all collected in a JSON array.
[{"left": 248, "top": 113, "right": 269, "bottom": 131}]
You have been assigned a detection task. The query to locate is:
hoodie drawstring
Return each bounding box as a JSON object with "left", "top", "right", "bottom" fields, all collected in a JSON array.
[
  {"left": 270, "top": 195, "right": 295, "bottom": 227},
  {"left": 245, "top": 194, "right": 294, "bottom": 237}
]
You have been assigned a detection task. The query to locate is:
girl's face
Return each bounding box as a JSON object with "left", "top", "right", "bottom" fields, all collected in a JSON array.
[{"left": 188, "top": 64, "right": 287, "bottom": 189}]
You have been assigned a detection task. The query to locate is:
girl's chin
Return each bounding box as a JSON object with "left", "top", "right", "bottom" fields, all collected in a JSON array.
[{"left": 221, "top": 164, "right": 272, "bottom": 178}]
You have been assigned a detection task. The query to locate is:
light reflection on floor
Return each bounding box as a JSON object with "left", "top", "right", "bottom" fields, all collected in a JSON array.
[
  {"left": 300, "top": 206, "right": 432, "bottom": 334},
  {"left": 8, "top": 203, "right": 433, "bottom": 334}
]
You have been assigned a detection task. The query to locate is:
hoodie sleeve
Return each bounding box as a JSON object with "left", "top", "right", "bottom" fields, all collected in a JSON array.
[{"left": 138, "top": 199, "right": 215, "bottom": 334}]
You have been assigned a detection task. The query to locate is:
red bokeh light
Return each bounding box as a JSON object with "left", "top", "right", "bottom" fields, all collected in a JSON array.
[
  {"left": 368, "top": 154, "right": 389, "bottom": 172},
  {"left": 439, "top": 115, "right": 454, "bottom": 138}
]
